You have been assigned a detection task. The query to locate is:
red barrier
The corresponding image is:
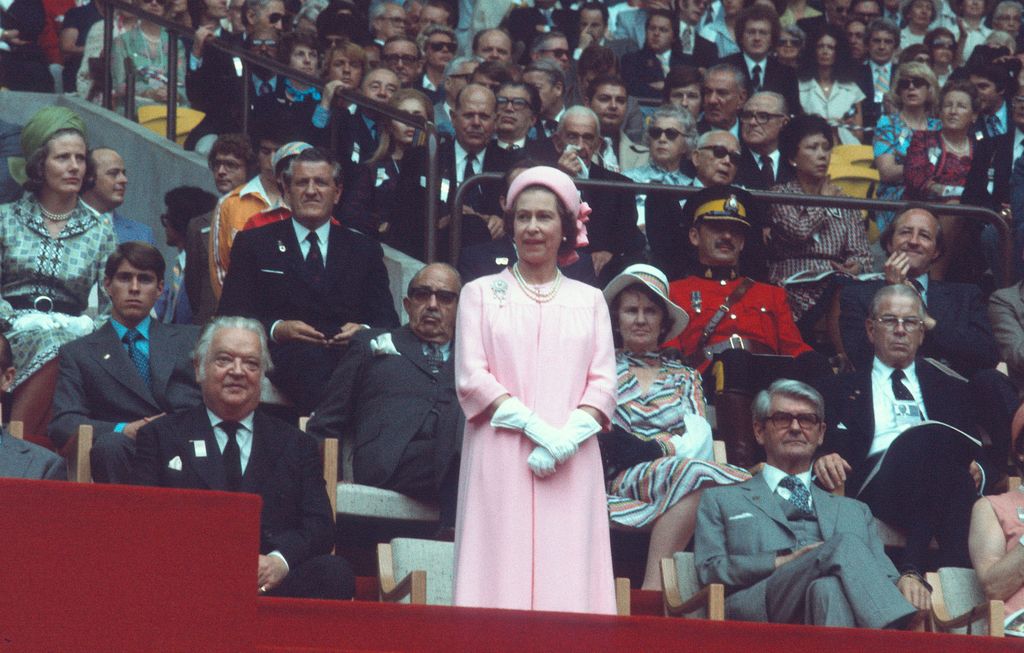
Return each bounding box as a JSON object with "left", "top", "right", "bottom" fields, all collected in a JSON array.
[{"left": 0, "top": 479, "right": 261, "bottom": 652}]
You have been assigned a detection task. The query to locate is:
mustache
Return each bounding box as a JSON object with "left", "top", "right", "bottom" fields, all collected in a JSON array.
[{"left": 713, "top": 238, "right": 735, "bottom": 250}]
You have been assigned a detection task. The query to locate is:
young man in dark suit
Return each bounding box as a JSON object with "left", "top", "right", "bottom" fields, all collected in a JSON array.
[
  {"left": 50, "top": 243, "right": 203, "bottom": 483},
  {"left": 721, "top": 5, "right": 799, "bottom": 115},
  {"left": 217, "top": 147, "right": 399, "bottom": 413},
  {"left": 132, "top": 317, "right": 353, "bottom": 600}
]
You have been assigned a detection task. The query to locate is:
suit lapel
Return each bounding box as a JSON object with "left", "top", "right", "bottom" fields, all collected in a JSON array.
[
  {"left": 148, "top": 322, "right": 173, "bottom": 408},
  {"left": 812, "top": 484, "right": 839, "bottom": 539},
  {"left": 391, "top": 326, "right": 439, "bottom": 379},
  {"left": 323, "top": 224, "right": 348, "bottom": 293},
  {"left": 742, "top": 474, "right": 795, "bottom": 536},
  {"left": 181, "top": 409, "right": 226, "bottom": 490},
  {"left": 241, "top": 412, "right": 283, "bottom": 493},
  {"left": 92, "top": 323, "right": 159, "bottom": 408}
]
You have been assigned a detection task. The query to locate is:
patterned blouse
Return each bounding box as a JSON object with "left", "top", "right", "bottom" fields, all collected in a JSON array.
[
  {"left": 611, "top": 350, "right": 705, "bottom": 453},
  {"left": 111, "top": 27, "right": 188, "bottom": 106},
  {"left": 872, "top": 113, "right": 942, "bottom": 228},
  {"left": 903, "top": 129, "right": 973, "bottom": 202},
  {"left": 767, "top": 180, "right": 872, "bottom": 321}
]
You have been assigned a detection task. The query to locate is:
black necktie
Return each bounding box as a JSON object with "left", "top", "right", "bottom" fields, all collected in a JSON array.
[
  {"left": 304, "top": 232, "right": 324, "bottom": 286},
  {"left": 220, "top": 421, "right": 242, "bottom": 491},
  {"left": 751, "top": 64, "right": 762, "bottom": 92},
  {"left": 259, "top": 80, "right": 273, "bottom": 95},
  {"left": 462, "top": 152, "right": 476, "bottom": 185},
  {"left": 891, "top": 369, "right": 915, "bottom": 402},
  {"left": 909, "top": 278, "right": 926, "bottom": 305},
  {"left": 759, "top": 154, "right": 774, "bottom": 187}
]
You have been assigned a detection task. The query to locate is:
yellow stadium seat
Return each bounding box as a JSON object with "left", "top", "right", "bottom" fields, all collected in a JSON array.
[
  {"left": 136, "top": 105, "right": 205, "bottom": 146},
  {"left": 829, "top": 163, "right": 879, "bottom": 199},
  {"left": 830, "top": 144, "right": 874, "bottom": 168}
]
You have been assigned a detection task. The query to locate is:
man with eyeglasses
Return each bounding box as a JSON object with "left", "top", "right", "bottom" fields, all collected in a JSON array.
[
  {"left": 722, "top": 6, "right": 799, "bottom": 115},
  {"left": 307, "top": 263, "right": 464, "bottom": 532},
  {"left": 796, "top": 0, "right": 853, "bottom": 36},
  {"left": 415, "top": 24, "right": 456, "bottom": 103},
  {"left": 382, "top": 35, "right": 423, "bottom": 87},
  {"left": 526, "top": 106, "right": 643, "bottom": 282},
  {"left": 371, "top": 1, "right": 407, "bottom": 47},
  {"left": 695, "top": 378, "right": 922, "bottom": 627},
  {"left": 493, "top": 81, "right": 539, "bottom": 151},
  {"left": 245, "top": 25, "right": 279, "bottom": 99},
  {"left": 855, "top": 19, "right": 899, "bottom": 134},
  {"left": 849, "top": 0, "right": 882, "bottom": 25},
  {"left": 506, "top": 0, "right": 575, "bottom": 63},
  {"left": 737, "top": 92, "right": 793, "bottom": 190},
  {"left": 243, "top": 0, "right": 284, "bottom": 36},
  {"left": 818, "top": 284, "right": 1000, "bottom": 585}
]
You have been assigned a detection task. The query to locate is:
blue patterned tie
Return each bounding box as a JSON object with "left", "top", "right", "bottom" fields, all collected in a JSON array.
[
  {"left": 779, "top": 475, "right": 813, "bottom": 516},
  {"left": 122, "top": 329, "right": 152, "bottom": 389}
]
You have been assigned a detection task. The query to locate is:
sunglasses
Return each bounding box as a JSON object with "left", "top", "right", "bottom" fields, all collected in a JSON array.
[
  {"left": 428, "top": 41, "right": 457, "bottom": 53},
  {"left": 698, "top": 145, "right": 742, "bottom": 165},
  {"left": 897, "top": 77, "right": 928, "bottom": 90},
  {"left": 250, "top": 38, "right": 277, "bottom": 47},
  {"left": 496, "top": 96, "right": 531, "bottom": 110},
  {"left": 540, "top": 48, "right": 571, "bottom": 59},
  {"left": 647, "top": 126, "right": 683, "bottom": 140},
  {"left": 384, "top": 53, "right": 420, "bottom": 65},
  {"left": 408, "top": 286, "right": 459, "bottom": 305},
  {"left": 930, "top": 39, "right": 954, "bottom": 49},
  {"left": 778, "top": 38, "right": 802, "bottom": 46},
  {"left": 266, "top": 11, "right": 285, "bottom": 23}
]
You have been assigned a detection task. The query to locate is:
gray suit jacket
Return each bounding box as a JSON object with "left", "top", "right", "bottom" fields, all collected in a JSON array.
[
  {"left": 0, "top": 431, "right": 66, "bottom": 480},
  {"left": 695, "top": 473, "right": 899, "bottom": 621},
  {"left": 49, "top": 321, "right": 203, "bottom": 448}
]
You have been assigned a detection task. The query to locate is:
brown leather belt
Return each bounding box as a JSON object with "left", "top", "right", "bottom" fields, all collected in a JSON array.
[{"left": 702, "top": 335, "right": 774, "bottom": 360}]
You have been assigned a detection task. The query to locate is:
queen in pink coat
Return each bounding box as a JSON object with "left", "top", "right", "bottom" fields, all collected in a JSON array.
[{"left": 453, "top": 166, "right": 618, "bottom": 614}]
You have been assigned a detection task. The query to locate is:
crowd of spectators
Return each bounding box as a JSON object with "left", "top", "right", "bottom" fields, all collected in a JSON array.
[{"left": 5, "top": 0, "right": 1024, "bottom": 633}]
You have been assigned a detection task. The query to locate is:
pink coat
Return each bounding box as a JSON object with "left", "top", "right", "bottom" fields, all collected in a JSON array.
[{"left": 453, "top": 269, "right": 617, "bottom": 614}]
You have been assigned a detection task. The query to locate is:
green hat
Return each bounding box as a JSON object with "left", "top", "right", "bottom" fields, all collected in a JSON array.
[{"left": 9, "top": 106, "right": 87, "bottom": 186}]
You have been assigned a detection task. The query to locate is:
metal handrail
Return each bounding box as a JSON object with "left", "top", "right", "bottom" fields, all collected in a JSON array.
[
  {"left": 450, "top": 172, "right": 1013, "bottom": 284},
  {"left": 99, "top": 0, "right": 444, "bottom": 261}
]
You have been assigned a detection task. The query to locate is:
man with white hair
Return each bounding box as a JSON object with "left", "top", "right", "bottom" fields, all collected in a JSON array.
[{"left": 371, "top": 1, "right": 407, "bottom": 46}]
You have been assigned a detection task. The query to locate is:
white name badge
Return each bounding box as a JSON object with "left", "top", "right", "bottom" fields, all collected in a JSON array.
[
  {"left": 193, "top": 440, "right": 208, "bottom": 458},
  {"left": 893, "top": 400, "right": 922, "bottom": 428}
]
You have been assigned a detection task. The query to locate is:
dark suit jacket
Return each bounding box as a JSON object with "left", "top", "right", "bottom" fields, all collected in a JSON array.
[
  {"left": 132, "top": 407, "right": 334, "bottom": 567},
  {"left": 735, "top": 147, "right": 796, "bottom": 191},
  {"left": 49, "top": 321, "right": 203, "bottom": 449},
  {"left": 838, "top": 278, "right": 998, "bottom": 376},
  {"left": 815, "top": 358, "right": 983, "bottom": 494},
  {"left": 184, "top": 32, "right": 245, "bottom": 150},
  {"left": 218, "top": 218, "right": 398, "bottom": 338},
  {"left": 963, "top": 131, "right": 1013, "bottom": 210},
  {"left": 620, "top": 47, "right": 699, "bottom": 101},
  {"left": 696, "top": 473, "right": 899, "bottom": 621},
  {"left": 306, "top": 326, "right": 463, "bottom": 490},
  {"left": 184, "top": 211, "right": 216, "bottom": 326},
  {"left": 854, "top": 62, "right": 893, "bottom": 138},
  {"left": 0, "top": 430, "right": 66, "bottom": 480},
  {"left": 505, "top": 5, "right": 576, "bottom": 62},
  {"left": 721, "top": 54, "right": 799, "bottom": 116},
  {"left": 387, "top": 139, "right": 508, "bottom": 261}
]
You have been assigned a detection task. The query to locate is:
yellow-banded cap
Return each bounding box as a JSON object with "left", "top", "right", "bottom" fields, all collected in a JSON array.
[{"left": 693, "top": 193, "right": 750, "bottom": 227}]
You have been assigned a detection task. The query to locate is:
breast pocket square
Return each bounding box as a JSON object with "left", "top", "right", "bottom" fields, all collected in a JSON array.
[
  {"left": 728, "top": 512, "right": 754, "bottom": 521},
  {"left": 837, "top": 422, "right": 848, "bottom": 430},
  {"left": 167, "top": 456, "right": 183, "bottom": 471}
]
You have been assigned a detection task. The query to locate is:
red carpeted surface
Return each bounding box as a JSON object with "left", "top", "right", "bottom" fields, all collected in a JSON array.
[
  {"left": 0, "top": 479, "right": 262, "bottom": 652},
  {"left": 255, "top": 597, "right": 1019, "bottom": 653}
]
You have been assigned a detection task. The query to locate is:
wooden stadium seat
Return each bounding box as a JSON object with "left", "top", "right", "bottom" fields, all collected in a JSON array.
[
  {"left": 830, "top": 144, "right": 874, "bottom": 168},
  {"left": 828, "top": 163, "right": 879, "bottom": 199},
  {"left": 927, "top": 568, "right": 1005, "bottom": 637},
  {"left": 64, "top": 425, "right": 93, "bottom": 483},
  {"left": 660, "top": 552, "right": 725, "bottom": 620},
  {"left": 377, "top": 537, "right": 634, "bottom": 615},
  {"left": 136, "top": 105, "right": 205, "bottom": 146},
  {"left": 8, "top": 420, "right": 23, "bottom": 439}
]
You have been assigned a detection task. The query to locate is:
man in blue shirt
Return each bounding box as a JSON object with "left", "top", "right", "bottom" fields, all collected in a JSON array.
[{"left": 50, "top": 243, "right": 202, "bottom": 483}]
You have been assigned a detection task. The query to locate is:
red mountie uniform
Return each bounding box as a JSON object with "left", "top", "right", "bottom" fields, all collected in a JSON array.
[{"left": 668, "top": 275, "right": 812, "bottom": 373}]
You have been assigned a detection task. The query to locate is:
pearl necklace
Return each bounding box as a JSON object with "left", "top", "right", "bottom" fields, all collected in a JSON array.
[
  {"left": 512, "top": 262, "right": 562, "bottom": 303},
  {"left": 40, "top": 205, "right": 74, "bottom": 222}
]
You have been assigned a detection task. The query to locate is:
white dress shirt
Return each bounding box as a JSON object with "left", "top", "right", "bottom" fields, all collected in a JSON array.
[
  {"left": 762, "top": 464, "right": 814, "bottom": 509},
  {"left": 869, "top": 357, "right": 928, "bottom": 457}
]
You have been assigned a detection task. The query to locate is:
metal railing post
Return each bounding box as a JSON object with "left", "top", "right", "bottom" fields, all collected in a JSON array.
[
  {"left": 166, "top": 34, "right": 179, "bottom": 141},
  {"left": 102, "top": 10, "right": 114, "bottom": 110},
  {"left": 240, "top": 58, "right": 250, "bottom": 139},
  {"left": 123, "top": 58, "right": 135, "bottom": 120},
  {"left": 425, "top": 124, "right": 439, "bottom": 263}
]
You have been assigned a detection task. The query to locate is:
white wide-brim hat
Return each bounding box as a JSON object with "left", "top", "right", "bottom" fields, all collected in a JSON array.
[{"left": 603, "top": 263, "right": 689, "bottom": 343}]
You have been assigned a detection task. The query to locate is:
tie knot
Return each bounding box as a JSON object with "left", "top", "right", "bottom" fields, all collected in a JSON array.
[
  {"left": 891, "top": 369, "right": 905, "bottom": 382},
  {"left": 780, "top": 475, "right": 803, "bottom": 492},
  {"left": 122, "top": 329, "right": 141, "bottom": 345},
  {"left": 219, "top": 420, "right": 241, "bottom": 438},
  {"left": 306, "top": 232, "right": 319, "bottom": 246}
]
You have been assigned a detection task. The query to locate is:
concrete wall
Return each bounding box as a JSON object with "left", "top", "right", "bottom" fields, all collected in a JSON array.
[{"left": 0, "top": 91, "right": 421, "bottom": 320}]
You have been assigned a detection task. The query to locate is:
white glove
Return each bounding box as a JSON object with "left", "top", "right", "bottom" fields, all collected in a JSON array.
[
  {"left": 527, "top": 446, "right": 557, "bottom": 478},
  {"left": 491, "top": 397, "right": 577, "bottom": 462},
  {"left": 671, "top": 413, "right": 714, "bottom": 460},
  {"left": 11, "top": 313, "right": 57, "bottom": 332},
  {"left": 561, "top": 409, "right": 602, "bottom": 446},
  {"left": 54, "top": 314, "right": 94, "bottom": 337}
]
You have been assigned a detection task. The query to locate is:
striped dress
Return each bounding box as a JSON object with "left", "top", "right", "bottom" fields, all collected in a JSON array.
[{"left": 606, "top": 351, "right": 750, "bottom": 528}]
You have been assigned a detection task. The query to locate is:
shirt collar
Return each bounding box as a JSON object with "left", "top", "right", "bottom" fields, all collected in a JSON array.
[
  {"left": 761, "top": 464, "right": 812, "bottom": 494},
  {"left": 206, "top": 408, "right": 255, "bottom": 433},
  {"left": 110, "top": 315, "right": 152, "bottom": 340},
  {"left": 872, "top": 356, "right": 917, "bottom": 382},
  {"left": 239, "top": 175, "right": 270, "bottom": 202},
  {"left": 497, "top": 137, "right": 527, "bottom": 149},
  {"left": 743, "top": 52, "right": 766, "bottom": 71},
  {"left": 291, "top": 218, "right": 331, "bottom": 249}
]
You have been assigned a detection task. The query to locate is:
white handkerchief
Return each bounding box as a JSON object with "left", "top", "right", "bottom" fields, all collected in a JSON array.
[
  {"left": 837, "top": 422, "right": 848, "bottom": 430},
  {"left": 168, "top": 456, "right": 182, "bottom": 471},
  {"left": 369, "top": 332, "right": 400, "bottom": 357},
  {"left": 728, "top": 512, "right": 753, "bottom": 521}
]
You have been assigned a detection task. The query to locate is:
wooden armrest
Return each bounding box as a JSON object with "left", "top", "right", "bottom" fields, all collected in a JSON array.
[
  {"left": 320, "top": 437, "right": 338, "bottom": 517},
  {"left": 660, "top": 557, "right": 725, "bottom": 620},
  {"left": 8, "top": 420, "right": 23, "bottom": 439},
  {"left": 615, "top": 577, "right": 631, "bottom": 616},
  {"left": 376, "top": 542, "right": 426, "bottom": 604},
  {"left": 927, "top": 570, "right": 1005, "bottom": 636},
  {"left": 64, "top": 425, "right": 93, "bottom": 483}
]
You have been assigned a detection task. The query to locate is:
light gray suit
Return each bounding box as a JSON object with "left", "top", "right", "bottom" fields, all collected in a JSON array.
[
  {"left": 0, "top": 431, "right": 66, "bottom": 480},
  {"left": 695, "top": 474, "right": 916, "bottom": 628},
  {"left": 49, "top": 320, "right": 203, "bottom": 483}
]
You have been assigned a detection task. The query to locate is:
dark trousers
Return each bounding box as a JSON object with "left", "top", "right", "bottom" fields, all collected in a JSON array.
[
  {"left": 857, "top": 424, "right": 978, "bottom": 572},
  {"left": 269, "top": 341, "right": 343, "bottom": 414},
  {"left": 91, "top": 431, "right": 136, "bottom": 484},
  {"left": 268, "top": 554, "right": 355, "bottom": 600},
  {"left": 383, "top": 436, "right": 459, "bottom": 529}
]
